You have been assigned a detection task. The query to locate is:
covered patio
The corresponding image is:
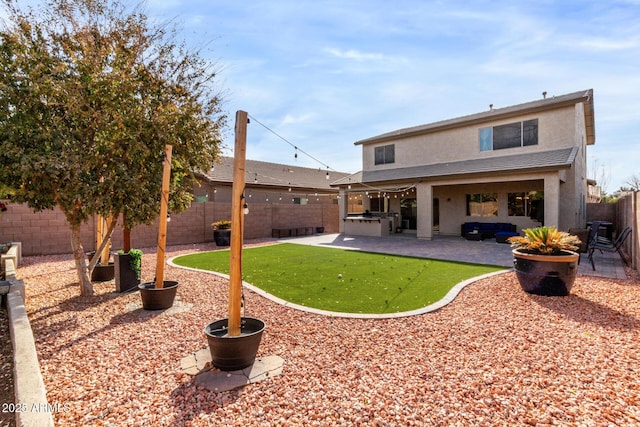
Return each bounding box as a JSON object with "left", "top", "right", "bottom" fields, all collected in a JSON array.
[{"left": 281, "top": 233, "right": 627, "bottom": 280}]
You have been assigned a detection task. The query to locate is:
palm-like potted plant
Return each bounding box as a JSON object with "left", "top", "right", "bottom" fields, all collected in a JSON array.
[
  {"left": 508, "top": 226, "right": 581, "bottom": 296},
  {"left": 212, "top": 219, "right": 232, "bottom": 247}
]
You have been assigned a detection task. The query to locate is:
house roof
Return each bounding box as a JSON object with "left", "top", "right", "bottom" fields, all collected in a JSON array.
[
  {"left": 336, "top": 147, "right": 578, "bottom": 185},
  {"left": 199, "top": 157, "right": 351, "bottom": 192},
  {"left": 331, "top": 171, "right": 363, "bottom": 187},
  {"left": 355, "top": 89, "right": 595, "bottom": 147}
]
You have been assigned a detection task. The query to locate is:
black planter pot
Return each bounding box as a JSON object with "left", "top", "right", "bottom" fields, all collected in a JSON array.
[
  {"left": 91, "top": 262, "right": 115, "bottom": 282},
  {"left": 512, "top": 249, "right": 579, "bottom": 296},
  {"left": 204, "top": 317, "right": 266, "bottom": 371},
  {"left": 138, "top": 281, "right": 179, "bottom": 310},
  {"left": 213, "top": 229, "right": 231, "bottom": 247},
  {"left": 316, "top": 227, "right": 325, "bottom": 234},
  {"left": 114, "top": 253, "right": 140, "bottom": 293}
]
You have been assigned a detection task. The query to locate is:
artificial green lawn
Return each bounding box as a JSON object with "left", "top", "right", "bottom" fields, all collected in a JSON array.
[{"left": 172, "top": 243, "right": 505, "bottom": 314}]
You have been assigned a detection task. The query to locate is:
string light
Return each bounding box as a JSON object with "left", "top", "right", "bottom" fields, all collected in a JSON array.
[{"left": 248, "top": 114, "right": 335, "bottom": 175}]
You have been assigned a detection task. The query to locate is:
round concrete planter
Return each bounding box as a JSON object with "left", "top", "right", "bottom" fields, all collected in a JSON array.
[
  {"left": 138, "top": 281, "right": 179, "bottom": 310},
  {"left": 512, "top": 249, "right": 579, "bottom": 296},
  {"left": 204, "top": 317, "right": 266, "bottom": 371}
]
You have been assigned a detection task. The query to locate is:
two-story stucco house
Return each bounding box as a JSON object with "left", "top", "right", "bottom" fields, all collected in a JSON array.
[{"left": 333, "top": 89, "right": 595, "bottom": 239}]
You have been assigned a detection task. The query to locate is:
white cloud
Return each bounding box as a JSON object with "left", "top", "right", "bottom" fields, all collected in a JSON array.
[
  {"left": 281, "top": 113, "right": 315, "bottom": 125},
  {"left": 324, "top": 48, "right": 388, "bottom": 62}
]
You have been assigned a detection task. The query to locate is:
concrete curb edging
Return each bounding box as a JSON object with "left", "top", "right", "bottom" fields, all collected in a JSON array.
[
  {"left": 5, "top": 258, "right": 55, "bottom": 427},
  {"left": 168, "top": 256, "right": 511, "bottom": 319}
]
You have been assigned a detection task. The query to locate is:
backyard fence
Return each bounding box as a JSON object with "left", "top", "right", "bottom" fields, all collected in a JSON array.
[
  {"left": 0, "top": 201, "right": 339, "bottom": 256},
  {"left": 615, "top": 191, "right": 639, "bottom": 271}
]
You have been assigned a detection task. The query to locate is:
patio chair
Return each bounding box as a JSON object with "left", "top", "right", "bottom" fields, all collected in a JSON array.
[
  {"left": 587, "top": 226, "right": 632, "bottom": 270},
  {"left": 580, "top": 221, "right": 602, "bottom": 266}
]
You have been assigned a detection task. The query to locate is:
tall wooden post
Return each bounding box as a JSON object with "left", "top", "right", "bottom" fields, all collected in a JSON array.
[
  {"left": 96, "top": 213, "right": 103, "bottom": 257},
  {"left": 228, "top": 110, "right": 248, "bottom": 336},
  {"left": 100, "top": 213, "right": 112, "bottom": 265},
  {"left": 154, "top": 144, "right": 173, "bottom": 289},
  {"left": 122, "top": 213, "right": 131, "bottom": 253}
]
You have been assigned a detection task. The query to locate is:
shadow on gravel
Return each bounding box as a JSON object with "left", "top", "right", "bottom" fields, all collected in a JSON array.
[
  {"left": 532, "top": 294, "right": 640, "bottom": 331},
  {"left": 30, "top": 290, "right": 165, "bottom": 356},
  {"left": 169, "top": 376, "right": 240, "bottom": 426}
]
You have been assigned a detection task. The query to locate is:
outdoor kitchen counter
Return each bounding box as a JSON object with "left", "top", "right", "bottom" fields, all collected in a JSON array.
[{"left": 343, "top": 216, "right": 394, "bottom": 237}]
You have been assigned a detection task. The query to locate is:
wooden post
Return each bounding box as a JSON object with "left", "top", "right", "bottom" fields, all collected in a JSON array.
[
  {"left": 96, "top": 213, "right": 103, "bottom": 260},
  {"left": 228, "top": 110, "right": 248, "bottom": 336},
  {"left": 154, "top": 144, "right": 173, "bottom": 289},
  {"left": 99, "top": 214, "right": 112, "bottom": 265},
  {"left": 123, "top": 213, "right": 131, "bottom": 253}
]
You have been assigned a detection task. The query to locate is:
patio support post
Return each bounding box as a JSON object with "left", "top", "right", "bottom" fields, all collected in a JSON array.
[
  {"left": 338, "top": 189, "right": 347, "bottom": 233},
  {"left": 416, "top": 183, "right": 433, "bottom": 240},
  {"left": 544, "top": 174, "right": 560, "bottom": 228}
]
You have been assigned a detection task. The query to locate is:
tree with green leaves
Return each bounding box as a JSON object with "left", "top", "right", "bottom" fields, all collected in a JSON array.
[{"left": 0, "top": 0, "right": 226, "bottom": 295}]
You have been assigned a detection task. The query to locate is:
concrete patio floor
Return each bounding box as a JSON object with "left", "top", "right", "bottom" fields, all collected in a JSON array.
[{"left": 280, "top": 232, "right": 628, "bottom": 280}]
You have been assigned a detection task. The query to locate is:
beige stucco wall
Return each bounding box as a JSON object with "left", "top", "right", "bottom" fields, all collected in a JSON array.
[
  {"left": 432, "top": 180, "right": 545, "bottom": 236},
  {"left": 355, "top": 101, "right": 591, "bottom": 236},
  {"left": 362, "top": 106, "right": 578, "bottom": 171}
]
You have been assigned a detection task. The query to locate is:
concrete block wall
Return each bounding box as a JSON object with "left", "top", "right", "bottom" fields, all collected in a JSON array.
[
  {"left": 0, "top": 200, "right": 340, "bottom": 256},
  {"left": 586, "top": 202, "right": 616, "bottom": 225},
  {"left": 0, "top": 203, "right": 95, "bottom": 256}
]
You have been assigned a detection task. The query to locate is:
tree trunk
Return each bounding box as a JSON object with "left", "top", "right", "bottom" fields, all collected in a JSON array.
[{"left": 71, "top": 224, "right": 93, "bottom": 296}]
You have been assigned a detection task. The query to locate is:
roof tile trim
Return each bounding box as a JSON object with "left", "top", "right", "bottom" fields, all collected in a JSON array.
[{"left": 361, "top": 147, "right": 578, "bottom": 183}]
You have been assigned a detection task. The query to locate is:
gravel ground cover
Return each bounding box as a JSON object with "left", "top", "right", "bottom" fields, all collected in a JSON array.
[
  {"left": 0, "top": 303, "right": 16, "bottom": 427},
  {"left": 15, "top": 242, "right": 640, "bottom": 426}
]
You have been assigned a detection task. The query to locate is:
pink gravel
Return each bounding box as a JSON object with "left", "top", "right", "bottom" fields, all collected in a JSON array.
[{"left": 17, "top": 243, "right": 640, "bottom": 426}]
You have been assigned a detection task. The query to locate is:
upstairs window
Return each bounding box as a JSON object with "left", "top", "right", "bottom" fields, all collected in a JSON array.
[
  {"left": 479, "top": 119, "right": 538, "bottom": 151},
  {"left": 374, "top": 144, "right": 395, "bottom": 165}
]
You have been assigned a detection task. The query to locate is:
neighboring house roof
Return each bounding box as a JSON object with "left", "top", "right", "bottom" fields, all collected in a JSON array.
[
  {"left": 331, "top": 171, "right": 363, "bottom": 187},
  {"left": 199, "top": 156, "right": 351, "bottom": 192},
  {"left": 355, "top": 89, "right": 595, "bottom": 147},
  {"left": 347, "top": 147, "right": 578, "bottom": 184}
]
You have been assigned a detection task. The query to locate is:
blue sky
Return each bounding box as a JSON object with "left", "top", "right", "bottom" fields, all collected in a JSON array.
[{"left": 32, "top": 1, "right": 640, "bottom": 191}]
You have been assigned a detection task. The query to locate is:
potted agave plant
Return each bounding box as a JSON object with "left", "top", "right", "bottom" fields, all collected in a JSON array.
[
  {"left": 508, "top": 226, "right": 581, "bottom": 296},
  {"left": 212, "top": 219, "right": 231, "bottom": 247}
]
